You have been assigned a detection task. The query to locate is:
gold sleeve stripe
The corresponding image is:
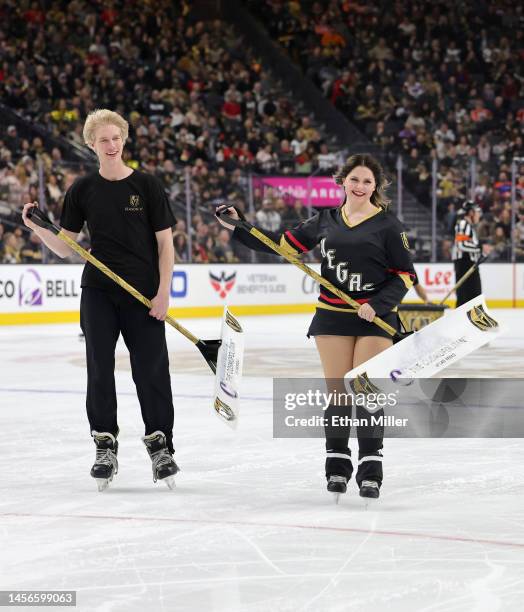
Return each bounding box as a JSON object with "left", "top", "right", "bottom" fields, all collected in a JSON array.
[
  {"left": 280, "top": 234, "right": 299, "bottom": 257},
  {"left": 398, "top": 273, "right": 414, "bottom": 290}
]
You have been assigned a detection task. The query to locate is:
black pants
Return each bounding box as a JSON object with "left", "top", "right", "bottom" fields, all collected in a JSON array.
[
  {"left": 454, "top": 258, "right": 481, "bottom": 307},
  {"left": 324, "top": 404, "right": 383, "bottom": 487},
  {"left": 80, "top": 287, "right": 175, "bottom": 453}
]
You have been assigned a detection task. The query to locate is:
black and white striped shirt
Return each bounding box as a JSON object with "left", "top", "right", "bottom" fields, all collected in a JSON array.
[{"left": 452, "top": 218, "right": 481, "bottom": 262}]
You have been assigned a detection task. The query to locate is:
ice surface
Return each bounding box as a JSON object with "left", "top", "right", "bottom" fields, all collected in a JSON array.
[{"left": 1, "top": 310, "right": 523, "bottom": 611}]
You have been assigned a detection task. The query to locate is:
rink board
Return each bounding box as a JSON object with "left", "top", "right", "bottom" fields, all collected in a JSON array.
[{"left": 0, "top": 263, "right": 523, "bottom": 325}]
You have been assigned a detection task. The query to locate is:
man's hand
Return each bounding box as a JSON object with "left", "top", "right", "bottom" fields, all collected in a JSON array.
[
  {"left": 149, "top": 292, "right": 170, "bottom": 321},
  {"left": 357, "top": 302, "right": 376, "bottom": 322}
]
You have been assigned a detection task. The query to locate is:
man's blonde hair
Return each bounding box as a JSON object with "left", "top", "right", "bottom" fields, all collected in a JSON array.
[{"left": 83, "top": 109, "right": 129, "bottom": 145}]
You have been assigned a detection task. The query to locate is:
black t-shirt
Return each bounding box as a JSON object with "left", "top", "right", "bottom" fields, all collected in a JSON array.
[
  {"left": 60, "top": 170, "right": 176, "bottom": 298},
  {"left": 234, "top": 207, "right": 416, "bottom": 316}
]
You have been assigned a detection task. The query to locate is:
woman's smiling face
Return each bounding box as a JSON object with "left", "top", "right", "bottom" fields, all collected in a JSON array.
[{"left": 343, "top": 165, "right": 376, "bottom": 206}]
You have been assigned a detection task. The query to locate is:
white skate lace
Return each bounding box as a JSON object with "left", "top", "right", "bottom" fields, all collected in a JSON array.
[
  {"left": 95, "top": 448, "right": 118, "bottom": 469},
  {"left": 361, "top": 480, "right": 378, "bottom": 489},
  {"left": 329, "top": 475, "right": 347, "bottom": 484},
  {"left": 147, "top": 447, "right": 175, "bottom": 482},
  {"left": 150, "top": 448, "right": 173, "bottom": 471}
]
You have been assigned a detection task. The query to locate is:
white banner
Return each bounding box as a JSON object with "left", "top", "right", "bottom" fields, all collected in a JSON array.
[
  {"left": 0, "top": 265, "right": 81, "bottom": 313},
  {"left": 177, "top": 263, "right": 316, "bottom": 307},
  {"left": 345, "top": 295, "right": 503, "bottom": 384},
  {"left": 0, "top": 263, "right": 522, "bottom": 323},
  {"left": 517, "top": 264, "right": 524, "bottom": 302},
  {"left": 213, "top": 307, "right": 244, "bottom": 428},
  {"left": 406, "top": 263, "right": 516, "bottom": 304}
]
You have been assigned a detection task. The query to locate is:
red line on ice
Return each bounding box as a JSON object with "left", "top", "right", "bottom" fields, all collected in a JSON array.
[{"left": 2, "top": 512, "right": 523, "bottom": 550}]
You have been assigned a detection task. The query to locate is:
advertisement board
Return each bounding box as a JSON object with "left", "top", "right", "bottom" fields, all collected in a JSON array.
[
  {"left": 0, "top": 263, "right": 522, "bottom": 325},
  {"left": 0, "top": 265, "right": 81, "bottom": 323},
  {"left": 252, "top": 176, "right": 343, "bottom": 207},
  {"left": 403, "top": 263, "right": 516, "bottom": 304}
]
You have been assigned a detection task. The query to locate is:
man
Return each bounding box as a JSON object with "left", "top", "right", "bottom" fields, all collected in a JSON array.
[
  {"left": 451, "top": 201, "right": 486, "bottom": 307},
  {"left": 22, "top": 109, "right": 178, "bottom": 491},
  {"left": 255, "top": 198, "right": 282, "bottom": 263},
  {"left": 255, "top": 198, "right": 281, "bottom": 232}
]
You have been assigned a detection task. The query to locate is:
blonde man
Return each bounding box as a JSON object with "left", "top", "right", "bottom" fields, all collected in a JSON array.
[{"left": 22, "top": 109, "right": 179, "bottom": 491}]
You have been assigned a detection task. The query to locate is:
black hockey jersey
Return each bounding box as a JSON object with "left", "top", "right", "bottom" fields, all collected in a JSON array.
[
  {"left": 234, "top": 207, "right": 415, "bottom": 315},
  {"left": 452, "top": 218, "right": 481, "bottom": 263}
]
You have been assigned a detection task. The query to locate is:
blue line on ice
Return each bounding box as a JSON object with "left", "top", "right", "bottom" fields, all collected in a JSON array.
[{"left": 0, "top": 387, "right": 270, "bottom": 401}]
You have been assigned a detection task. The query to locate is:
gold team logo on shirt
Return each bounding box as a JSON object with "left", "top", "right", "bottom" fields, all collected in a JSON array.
[
  {"left": 125, "top": 195, "right": 143, "bottom": 212},
  {"left": 400, "top": 232, "right": 410, "bottom": 250}
]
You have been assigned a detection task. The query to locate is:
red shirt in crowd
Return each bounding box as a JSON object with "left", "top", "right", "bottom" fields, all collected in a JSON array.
[
  {"left": 222, "top": 101, "right": 241, "bottom": 119},
  {"left": 331, "top": 75, "right": 355, "bottom": 105},
  {"left": 101, "top": 9, "right": 118, "bottom": 26},
  {"left": 23, "top": 9, "right": 44, "bottom": 23},
  {"left": 470, "top": 107, "right": 492, "bottom": 122}
]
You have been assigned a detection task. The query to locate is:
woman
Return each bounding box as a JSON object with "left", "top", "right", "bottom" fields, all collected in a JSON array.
[
  {"left": 1, "top": 232, "right": 22, "bottom": 264},
  {"left": 216, "top": 154, "right": 415, "bottom": 500},
  {"left": 173, "top": 230, "right": 189, "bottom": 263}
]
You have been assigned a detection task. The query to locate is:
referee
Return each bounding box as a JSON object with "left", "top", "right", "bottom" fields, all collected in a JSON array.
[
  {"left": 22, "top": 109, "right": 179, "bottom": 489},
  {"left": 451, "top": 200, "right": 484, "bottom": 307}
]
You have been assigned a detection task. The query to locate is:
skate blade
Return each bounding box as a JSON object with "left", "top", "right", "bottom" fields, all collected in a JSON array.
[
  {"left": 162, "top": 476, "right": 176, "bottom": 490},
  {"left": 333, "top": 493, "right": 341, "bottom": 505},
  {"left": 95, "top": 478, "right": 110, "bottom": 492},
  {"left": 361, "top": 496, "right": 379, "bottom": 509}
]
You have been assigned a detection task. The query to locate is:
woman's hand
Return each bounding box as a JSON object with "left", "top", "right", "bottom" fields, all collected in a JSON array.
[
  {"left": 215, "top": 204, "right": 239, "bottom": 230},
  {"left": 21, "top": 201, "right": 39, "bottom": 231},
  {"left": 357, "top": 302, "right": 376, "bottom": 322}
]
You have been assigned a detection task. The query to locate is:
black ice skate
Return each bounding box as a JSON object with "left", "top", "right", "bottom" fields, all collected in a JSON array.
[
  {"left": 327, "top": 475, "right": 347, "bottom": 504},
  {"left": 359, "top": 480, "right": 380, "bottom": 501},
  {"left": 90, "top": 431, "right": 118, "bottom": 492},
  {"left": 142, "top": 431, "right": 179, "bottom": 489}
]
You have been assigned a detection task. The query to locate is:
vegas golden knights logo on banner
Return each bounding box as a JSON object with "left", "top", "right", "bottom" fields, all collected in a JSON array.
[
  {"left": 214, "top": 397, "right": 235, "bottom": 421},
  {"left": 349, "top": 372, "right": 381, "bottom": 395},
  {"left": 400, "top": 231, "right": 410, "bottom": 250},
  {"left": 466, "top": 304, "right": 499, "bottom": 331},
  {"left": 226, "top": 310, "right": 243, "bottom": 333}
]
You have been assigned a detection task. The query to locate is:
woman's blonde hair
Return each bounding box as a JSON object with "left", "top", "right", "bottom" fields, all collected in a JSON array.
[
  {"left": 83, "top": 109, "right": 129, "bottom": 146},
  {"left": 333, "top": 153, "right": 391, "bottom": 210}
]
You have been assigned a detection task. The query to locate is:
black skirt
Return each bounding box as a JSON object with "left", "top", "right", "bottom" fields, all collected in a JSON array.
[{"left": 307, "top": 307, "right": 399, "bottom": 339}]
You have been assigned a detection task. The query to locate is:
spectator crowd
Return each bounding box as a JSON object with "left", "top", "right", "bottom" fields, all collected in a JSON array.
[
  {"left": 0, "top": 0, "right": 338, "bottom": 181},
  {"left": 246, "top": 0, "right": 524, "bottom": 258},
  {"left": 1, "top": 0, "right": 523, "bottom": 263},
  {"left": 0, "top": 0, "right": 342, "bottom": 263}
]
